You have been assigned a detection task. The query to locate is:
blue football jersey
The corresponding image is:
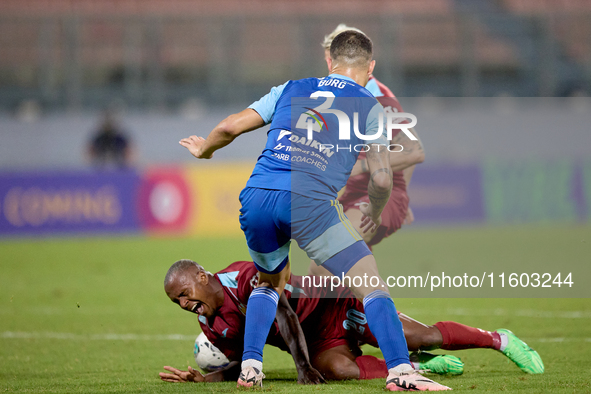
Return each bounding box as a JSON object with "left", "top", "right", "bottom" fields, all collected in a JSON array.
[{"left": 246, "top": 74, "right": 386, "bottom": 200}]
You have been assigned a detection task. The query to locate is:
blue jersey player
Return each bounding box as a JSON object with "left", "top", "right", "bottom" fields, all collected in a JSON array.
[{"left": 180, "top": 31, "right": 450, "bottom": 392}]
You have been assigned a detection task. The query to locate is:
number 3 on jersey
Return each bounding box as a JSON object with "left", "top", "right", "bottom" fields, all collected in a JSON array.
[{"left": 294, "top": 91, "right": 335, "bottom": 135}]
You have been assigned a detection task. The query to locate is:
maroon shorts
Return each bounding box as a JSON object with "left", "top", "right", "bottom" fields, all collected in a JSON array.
[
  {"left": 339, "top": 177, "right": 409, "bottom": 248},
  {"left": 301, "top": 297, "right": 379, "bottom": 359}
]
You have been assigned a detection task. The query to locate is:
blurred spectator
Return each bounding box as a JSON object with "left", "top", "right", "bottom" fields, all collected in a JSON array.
[
  {"left": 87, "top": 110, "right": 134, "bottom": 169},
  {"left": 15, "top": 100, "right": 42, "bottom": 123}
]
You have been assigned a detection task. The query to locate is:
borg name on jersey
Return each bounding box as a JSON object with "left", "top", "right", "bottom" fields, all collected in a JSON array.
[{"left": 247, "top": 74, "right": 388, "bottom": 200}]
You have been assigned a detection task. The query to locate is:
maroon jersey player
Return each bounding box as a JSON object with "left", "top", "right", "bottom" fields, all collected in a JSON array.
[
  {"left": 339, "top": 81, "right": 415, "bottom": 248},
  {"left": 159, "top": 260, "right": 543, "bottom": 383}
]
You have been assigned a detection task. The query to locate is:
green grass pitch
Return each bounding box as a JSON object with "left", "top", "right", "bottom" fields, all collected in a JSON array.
[{"left": 1, "top": 225, "right": 590, "bottom": 392}]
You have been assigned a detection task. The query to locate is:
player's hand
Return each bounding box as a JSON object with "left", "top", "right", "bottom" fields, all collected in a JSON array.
[
  {"left": 297, "top": 365, "right": 326, "bottom": 385},
  {"left": 159, "top": 366, "right": 204, "bottom": 383},
  {"left": 403, "top": 207, "right": 414, "bottom": 225},
  {"left": 179, "top": 135, "right": 213, "bottom": 159},
  {"left": 358, "top": 202, "right": 382, "bottom": 233}
]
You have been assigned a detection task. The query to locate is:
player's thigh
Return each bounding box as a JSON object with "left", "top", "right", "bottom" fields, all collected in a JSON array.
[
  {"left": 343, "top": 254, "right": 386, "bottom": 299},
  {"left": 239, "top": 187, "right": 291, "bottom": 274},
  {"left": 258, "top": 260, "right": 291, "bottom": 294},
  {"left": 306, "top": 205, "right": 372, "bottom": 275},
  {"left": 293, "top": 196, "right": 366, "bottom": 268},
  {"left": 311, "top": 344, "right": 360, "bottom": 380},
  {"left": 307, "top": 262, "right": 333, "bottom": 277}
]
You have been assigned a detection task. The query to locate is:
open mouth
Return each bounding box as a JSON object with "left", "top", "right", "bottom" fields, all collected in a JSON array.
[{"left": 191, "top": 302, "right": 203, "bottom": 314}]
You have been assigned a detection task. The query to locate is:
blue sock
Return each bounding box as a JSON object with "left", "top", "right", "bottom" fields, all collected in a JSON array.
[
  {"left": 242, "top": 287, "right": 279, "bottom": 364},
  {"left": 363, "top": 290, "right": 410, "bottom": 369}
]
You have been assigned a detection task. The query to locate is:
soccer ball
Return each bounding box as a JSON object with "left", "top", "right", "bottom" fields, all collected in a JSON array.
[{"left": 193, "top": 332, "right": 230, "bottom": 372}]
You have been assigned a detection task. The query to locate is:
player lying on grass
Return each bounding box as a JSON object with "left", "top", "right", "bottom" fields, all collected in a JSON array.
[{"left": 159, "top": 259, "right": 544, "bottom": 383}]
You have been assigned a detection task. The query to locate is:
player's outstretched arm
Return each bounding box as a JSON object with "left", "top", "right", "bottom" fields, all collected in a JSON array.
[
  {"left": 360, "top": 143, "right": 393, "bottom": 233},
  {"left": 276, "top": 293, "right": 325, "bottom": 384},
  {"left": 179, "top": 108, "right": 265, "bottom": 159},
  {"left": 159, "top": 362, "right": 240, "bottom": 383}
]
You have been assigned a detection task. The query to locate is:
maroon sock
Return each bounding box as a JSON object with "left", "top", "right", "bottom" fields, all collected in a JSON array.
[
  {"left": 434, "top": 321, "right": 501, "bottom": 350},
  {"left": 355, "top": 355, "right": 388, "bottom": 380}
]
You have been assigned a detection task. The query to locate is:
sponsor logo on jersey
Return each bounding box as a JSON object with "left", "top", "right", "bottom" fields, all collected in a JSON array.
[{"left": 275, "top": 130, "right": 334, "bottom": 158}]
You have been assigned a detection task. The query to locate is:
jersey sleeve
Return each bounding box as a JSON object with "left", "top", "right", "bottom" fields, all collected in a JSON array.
[
  {"left": 216, "top": 261, "right": 259, "bottom": 311},
  {"left": 365, "top": 101, "right": 388, "bottom": 146},
  {"left": 365, "top": 78, "right": 384, "bottom": 97},
  {"left": 366, "top": 76, "right": 396, "bottom": 98},
  {"left": 248, "top": 81, "right": 289, "bottom": 124}
]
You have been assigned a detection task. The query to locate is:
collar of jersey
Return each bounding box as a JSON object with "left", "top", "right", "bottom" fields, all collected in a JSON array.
[{"left": 327, "top": 73, "right": 356, "bottom": 83}]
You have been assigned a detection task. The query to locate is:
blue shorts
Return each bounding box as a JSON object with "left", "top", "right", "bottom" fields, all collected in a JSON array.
[{"left": 239, "top": 187, "right": 372, "bottom": 275}]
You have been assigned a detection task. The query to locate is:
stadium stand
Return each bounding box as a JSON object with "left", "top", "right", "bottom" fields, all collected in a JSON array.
[
  {"left": 0, "top": 0, "right": 453, "bottom": 16},
  {"left": 500, "top": 0, "right": 591, "bottom": 14},
  {"left": 0, "top": 0, "right": 588, "bottom": 109}
]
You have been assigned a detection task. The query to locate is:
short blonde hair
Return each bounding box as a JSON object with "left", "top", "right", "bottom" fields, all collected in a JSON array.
[{"left": 321, "top": 23, "right": 366, "bottom": 49}]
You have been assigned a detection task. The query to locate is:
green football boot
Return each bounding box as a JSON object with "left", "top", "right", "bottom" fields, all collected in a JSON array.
[
  {"left": 410, "top": 352, "right": 464, "bottom": 375},
  {"left": 496, "top": 329, "right": 544, "bottom": 374}
]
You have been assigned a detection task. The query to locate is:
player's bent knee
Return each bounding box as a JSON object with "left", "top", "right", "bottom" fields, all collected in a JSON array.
[
  {"left": 318, "top": 358, "right": 359, "bottom": 381},
  {"left": 312, "top": 346, "right": 360, "bottom": 381}
]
